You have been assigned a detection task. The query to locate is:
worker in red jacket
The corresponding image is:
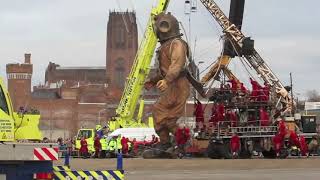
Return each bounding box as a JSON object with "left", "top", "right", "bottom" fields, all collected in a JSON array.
[
  {"left": 273, "top": 134, "right": 283, "bottom": 157},
  {"left": 94, "top": 134, "right": 101, "bottom": 158},
  {"left": 80, "top": 137, "right": 88, "bottom": 159},
  {"left": 230, "top": 133, "right": 240, "bottom": 158},
  {"left": 216, "top": 103, "right": 225, "bottom": 122},
  {"left": 299, "top": 135, "right": 308, "bottom": 156},
  {"left": 261, "top": 82, "right": 270, "bottom": 101},
  {"left": 259, "top": 107, "right": 270, "bottom": 126},
  {"left": 240, "top": 83, "right": 248, "bottom": 94},
  {"left": 227, "top": 78, "right": 238, "bottom": 94},
  {"left": 289, "top": 131, "right": 300, "bottom": 148},
  {"left": 227, "top": 110, "right": 238, "bottom": 127},
  {"left": 175, "top": 124, "right": 191, "bottom": 158},
  {"left": 194, "top": 99, "right": 204, "bottom": 125},
  {"left": 278, "top": 119, "right": 287, "bottom": 139},
  {"left": 250, "top": 78, "right": 260, "bottom": 101},
  {"left": 121, "top": 136, "right": 129, "bottom": 154},
  {"left": 209, "top": 104, "right": 218, "bottom": 126}
]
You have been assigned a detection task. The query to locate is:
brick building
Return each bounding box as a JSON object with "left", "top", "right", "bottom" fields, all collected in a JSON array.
[
  {"left": 6, "top": 54, "right": 33, "bottom": 111},
  {"left": 6, "top": 11, "right": 202, "bottom": 139},
  {"left": 106, "top": 11, "right": 138, "bottom": 100}
]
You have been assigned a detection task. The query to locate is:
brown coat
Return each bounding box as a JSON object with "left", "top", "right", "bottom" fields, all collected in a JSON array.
[{"left": 152, "top": 38, "right": 190, "bottom": 133}]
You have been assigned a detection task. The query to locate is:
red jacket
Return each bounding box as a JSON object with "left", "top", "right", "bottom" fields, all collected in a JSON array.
[
  {"left": 175, "top": 128, "right": 190, "bottom": 145},
  {"left": 259, "top": 107, "right": 270, "bottom": 126},
  {"left": 278, "top": 120, "right": 287, "bottom": 139},
  {"left": 194, "top": 101, "right": 204, "bottom": 123},
  {"left": 273, "top": 134, "right": 283, "bottom": 153},
  {"left": 230, "top": 135, "right": 240, "bottom": 152},
  {"left": 94, "top": 137, "right": 101, "bottom": 150},
  {"left": 80, "top": 139, "right": 88, "bottom": 153},
  {"left": 227, "top": 111, "right": 238, "bottom": 127},
  {"left": 299, "top": 135, "right": 308, "bottom": 156},
  {"left": 289, "top": 131, "right": 300, "bottom": 147},
  {"left": 228, "top": 79, "right": 238, "bottom": 93}
]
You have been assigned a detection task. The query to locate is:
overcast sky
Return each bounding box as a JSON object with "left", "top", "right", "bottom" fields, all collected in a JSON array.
[{"left": 0, "top": 0, "right": 319, "bottom": 99}]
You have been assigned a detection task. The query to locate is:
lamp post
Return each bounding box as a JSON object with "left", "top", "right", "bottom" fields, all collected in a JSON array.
[{"left": 98, "top": 108, "right": 107, "bottom": 125}]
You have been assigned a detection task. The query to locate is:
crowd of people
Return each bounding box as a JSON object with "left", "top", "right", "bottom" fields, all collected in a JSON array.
[{"left": 194, "top": 78, "right": 274, "bottom": 135}]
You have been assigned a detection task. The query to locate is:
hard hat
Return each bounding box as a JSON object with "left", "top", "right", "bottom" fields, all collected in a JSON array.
[
  {"left": 153, "top": 12, "right": 182, "bottom": 42},
  {"left": 96, "top": 125, "right": 102, "bottom": 131}
]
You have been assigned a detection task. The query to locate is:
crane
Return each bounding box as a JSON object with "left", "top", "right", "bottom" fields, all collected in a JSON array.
[
  {"left": 201, "top": 0, "right": 245, "bottom": 87},
  {"left": 108, "top": 0, "right": 170, "bottom": 131},
  {"left": 199, "top": 0, "right": 294, "bottom": 115}
]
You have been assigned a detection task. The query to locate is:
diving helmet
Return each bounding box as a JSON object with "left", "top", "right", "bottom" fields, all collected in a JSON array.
[{"left": 154, "top": 12, "right": 182, "bottom": 42}]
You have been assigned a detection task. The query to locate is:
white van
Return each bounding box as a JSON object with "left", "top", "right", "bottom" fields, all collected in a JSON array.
[{"left": 106, "top": 128, "right": 158, "bottom": 142}]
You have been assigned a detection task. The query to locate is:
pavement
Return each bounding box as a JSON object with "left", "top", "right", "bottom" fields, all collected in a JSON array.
[{"left": 55, "top": 158, "right": 320, "bottom": 180}]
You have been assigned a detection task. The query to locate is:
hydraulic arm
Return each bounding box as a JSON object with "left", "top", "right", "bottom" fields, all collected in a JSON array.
[
  {"left": 108, "top": 0, "right": 170, "bottom": 131},
  {"left": 201, "top": 0, "right": 245, "bottom": 86},
  {"left": 199, "top": 0, "right": 293, "bottom": 114}
]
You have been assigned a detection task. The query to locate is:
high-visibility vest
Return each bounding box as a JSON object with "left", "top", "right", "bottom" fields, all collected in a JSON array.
[
  {"left": 100, "top": 138, "right": 107, "bottom": 151},
  {"left": 108, "top": 140, "right": 116, "bottom": 151},
  {"left": 117, "top": 137, "right": 122, "bottom": 150}
]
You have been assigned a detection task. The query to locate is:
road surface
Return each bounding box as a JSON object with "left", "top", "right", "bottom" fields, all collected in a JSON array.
[{"left": 55, "top": 158, "right": 320, "bottom": 180}]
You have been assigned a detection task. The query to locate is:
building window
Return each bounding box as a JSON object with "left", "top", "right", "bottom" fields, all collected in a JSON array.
[{"left": 115, "top": 58, "right": 125, "bottom": 88}]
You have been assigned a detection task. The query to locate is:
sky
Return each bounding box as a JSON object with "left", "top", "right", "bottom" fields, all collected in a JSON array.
[{"left": 0, "top": 0, "right": 319, "bottom": 99}]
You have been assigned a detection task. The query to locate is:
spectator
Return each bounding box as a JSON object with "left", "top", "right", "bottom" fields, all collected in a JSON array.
[
  {"left": 94, "top": 134, "right": 101, "bottom": 158},
  {"left": 230, "top": 133, "right": 240, "bottom": 158},
  {"left": 121, "top": 136, "right": 129, "bottom": 154},
  {"left": 80, "top": 137, "right": 88, "bottom": 159},
  {"left": 299, "top": 135, "right": 308, "bottom": 156},
  {"left": 175, "top": 124, "right": 191, "bottom": 158}
]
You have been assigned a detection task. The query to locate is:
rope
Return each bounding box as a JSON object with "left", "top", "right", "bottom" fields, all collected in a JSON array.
[
  {"left": 228, "top": 37, "right": 259, "bottom": 82},
  {"left": 128, "top": 0, "right": 145, "bottom": 36},
  {"left": 115, "top": 0, "right": 130, "bottom": 33}
]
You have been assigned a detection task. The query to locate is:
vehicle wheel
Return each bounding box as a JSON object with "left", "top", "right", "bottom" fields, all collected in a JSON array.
[
  {"left": 207, "top": 140, "right": 230, "bottom": 159},
  {"left": 262, "top": 149, "right": 276, "bottom": 159},
  {"left": 100, "top": 150, "right": 106, "bottom": 158}
]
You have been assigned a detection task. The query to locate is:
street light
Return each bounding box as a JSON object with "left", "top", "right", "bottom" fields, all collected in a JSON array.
[{"left": 98, "top": 108, "right": 107, "bottom": 125}]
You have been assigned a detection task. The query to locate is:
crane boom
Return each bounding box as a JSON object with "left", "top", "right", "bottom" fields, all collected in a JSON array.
[
  {"left": 199, "top": 0, "right": 293, "bottom": 114},
  {"left": 110, "top": 0, "right": 170, "bottom": 130}
]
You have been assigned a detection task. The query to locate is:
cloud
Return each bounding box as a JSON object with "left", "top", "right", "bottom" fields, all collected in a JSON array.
[{"left": 0, "top": 0, "right": 319, "bottom": 98}]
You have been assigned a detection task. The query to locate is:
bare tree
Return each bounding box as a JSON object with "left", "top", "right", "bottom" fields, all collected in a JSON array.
[{"left": 306, "top": 90, "right": 320, "bottom": 102}]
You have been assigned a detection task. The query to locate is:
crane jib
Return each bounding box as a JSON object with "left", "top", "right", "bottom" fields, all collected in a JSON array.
[
  {"left": 114, "top": 0, "right": 170, "bottom": 127},
  {"left": 199, "top": 0, "right": 293, "bottom": 113}
]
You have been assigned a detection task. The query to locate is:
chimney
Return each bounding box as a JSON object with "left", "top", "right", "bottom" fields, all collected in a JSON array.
[{"left": 24, "top": 53, "right": 31, "bottom": 64}]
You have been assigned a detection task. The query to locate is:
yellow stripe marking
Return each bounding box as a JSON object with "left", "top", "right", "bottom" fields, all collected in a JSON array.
[
  {"left": 65, "top": 171, "right": 78, "bottom": 180},
  {"left": 54, "top": 171, "right": 65, "bottom": 180},
  {"left": 101, "top": 171, "right": 113, "bottom": 180},
  {"left": 114, "top": 171, "right": 124, "bottom": 180},
  {"left": 89, "top": 171, "right": 100, "bottom": 179},
  {"left": 77, "top": 171, "right": 89, "bottom": 179}
]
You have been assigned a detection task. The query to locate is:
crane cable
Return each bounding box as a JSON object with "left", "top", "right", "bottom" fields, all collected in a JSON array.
[
  {"left": 128, "top": 0, "right": 146, "bottom": 36},
  {"left": 228, "top": 36, "right": 259, "bottom": 82}
]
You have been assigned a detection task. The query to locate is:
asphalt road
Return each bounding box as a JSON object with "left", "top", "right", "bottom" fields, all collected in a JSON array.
[{"left": 55, "top": 158, "right": 320, "bottom": 180}]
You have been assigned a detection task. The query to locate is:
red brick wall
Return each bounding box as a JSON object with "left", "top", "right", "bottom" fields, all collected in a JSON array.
[
  {"left": 106, "top": 12, "right": 138, "bottom": 100},
  {"left": 6, "top": 63, "right": 33, "bottom": 110}
]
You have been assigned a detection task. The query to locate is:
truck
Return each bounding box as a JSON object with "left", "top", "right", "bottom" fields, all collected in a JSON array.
[{"left": 0, "top": 77, "right": 58, "bottom": 179}]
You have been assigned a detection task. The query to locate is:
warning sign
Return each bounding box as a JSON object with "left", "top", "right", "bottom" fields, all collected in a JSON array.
[{"left": 0, "top": 119, "right": 14, "bottom": 141}]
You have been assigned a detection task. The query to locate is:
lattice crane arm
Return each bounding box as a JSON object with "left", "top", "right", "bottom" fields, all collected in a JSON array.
[
  {"left": 109, "top": 0, "right": 170, "bottom": 130},
  {"left": 199, "top": 0, "right": 293, "bottom": 114}
]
